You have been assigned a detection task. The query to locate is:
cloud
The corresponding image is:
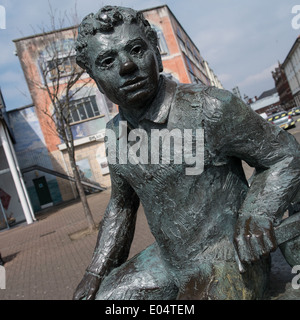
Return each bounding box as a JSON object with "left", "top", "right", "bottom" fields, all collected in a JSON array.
[
  {"left": 218, "top": 73, "right": 232, "bottom": 83},
  {"left": 238, "top": 63, "right": 277, "bottom": 88},
  {"left": 195, "top": 27, "right": 243, "bottom": 58}
]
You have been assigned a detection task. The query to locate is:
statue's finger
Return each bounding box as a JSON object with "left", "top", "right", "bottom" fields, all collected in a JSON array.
[{"left": 234, "top": 234, "right": 253, "bottom": 264}]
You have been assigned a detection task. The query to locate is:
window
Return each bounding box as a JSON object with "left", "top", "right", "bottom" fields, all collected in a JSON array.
[
  {"left": 176, "top": 27, "right": 183, "bottom": 40},
  {"left": 40, "top": 38, "right": 81, "bottom": 83},
  {"left": 176, "top": 27, "right": 187, "bottom": 54},
  {"left": 178, "top": 37, "right": 186, "bottom": 54},
  {"left": 151, "top": 25, "right": 169, "bottom": 56},
  {"left": 185, "top": 54, "right": 194, "bottom": 75},
  {"left": 184, "top": 54, "right": 201, "bottom": 84},
  {"left": 193, "top": 48, "right": 204, "bottom": 71},
  {"left": 46, "top": 56, "right": 78, "bottom": 81},
  {"left": 157, "top": 32, "right": 169, "bottom": 55},
  {"left": 186, "top": 41, "right": 194, "bottom": 59},
  {"left": 68, "top": 96, "right": 101, "bottom": 124},
  {"left": 189, "top": 71, "right": 198, "bottom": 84}
]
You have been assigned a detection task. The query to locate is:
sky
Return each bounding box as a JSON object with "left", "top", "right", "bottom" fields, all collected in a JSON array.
[{"left": 0, "top": 0, "right": 299, "bottom": 110}]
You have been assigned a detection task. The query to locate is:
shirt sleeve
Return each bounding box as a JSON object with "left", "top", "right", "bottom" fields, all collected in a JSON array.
[{"left": 205, "top": 88, "right": 300, "bottom": 225}]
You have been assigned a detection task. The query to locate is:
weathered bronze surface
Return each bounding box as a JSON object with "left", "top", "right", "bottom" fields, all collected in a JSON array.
[{"left": 73, "top": 6, "right": 300, "bottom": 300}]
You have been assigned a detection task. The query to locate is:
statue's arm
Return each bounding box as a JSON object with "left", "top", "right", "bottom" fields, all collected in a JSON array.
[
  {"left": 211, "top": 90, "right": 300, "bottom": 264},
  {"left": 73, "top": 166, "right": 139, "bottom": 299}
]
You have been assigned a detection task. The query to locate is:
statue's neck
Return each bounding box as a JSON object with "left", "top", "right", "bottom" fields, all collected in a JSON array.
[{"left": 119, "top": 76, "right": 164, "bottom": 128}]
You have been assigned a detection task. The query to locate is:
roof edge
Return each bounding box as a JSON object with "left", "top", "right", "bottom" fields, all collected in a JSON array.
[{"left": 13, "top": 25, "right": 78, "bottom": 43}]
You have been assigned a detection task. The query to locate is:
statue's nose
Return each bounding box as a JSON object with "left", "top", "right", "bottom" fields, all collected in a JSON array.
[{"left": 119, "top": 60, "right": 138, "bottom": 76}]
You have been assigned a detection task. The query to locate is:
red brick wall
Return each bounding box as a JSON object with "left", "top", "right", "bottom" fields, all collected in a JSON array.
[{"left": 143, "top": 7, "right": 191, "bottom": 84}]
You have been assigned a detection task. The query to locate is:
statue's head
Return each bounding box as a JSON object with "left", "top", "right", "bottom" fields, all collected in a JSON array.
[{"left": 76, "top": 6, "right": 163, "bottom": 109}]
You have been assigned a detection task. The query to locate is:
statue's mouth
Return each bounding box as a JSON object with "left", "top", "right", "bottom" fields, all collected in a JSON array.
[{"left": 121, "top": 77, "right": 147, "bottom": 92}]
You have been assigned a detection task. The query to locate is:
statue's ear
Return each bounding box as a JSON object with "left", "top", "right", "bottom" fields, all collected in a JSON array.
[{"left": 156, "top": 47, "right": 163, "bottom": 73}]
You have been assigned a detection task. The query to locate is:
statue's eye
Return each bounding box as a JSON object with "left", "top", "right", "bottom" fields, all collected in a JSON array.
[
  {"left": 130, "top": 45, "right": 143, "bottom": 56},
  {"left": 100, "top": 57, "right": 114, "bottom": 68}
]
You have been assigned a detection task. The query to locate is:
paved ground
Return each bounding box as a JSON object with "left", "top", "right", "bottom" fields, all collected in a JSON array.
[
  {"left": 0, "top": 188, "right": 299, "bottom": 300},
  {"left": 0, "top": 189, "right": 154, "bottom": 300}
]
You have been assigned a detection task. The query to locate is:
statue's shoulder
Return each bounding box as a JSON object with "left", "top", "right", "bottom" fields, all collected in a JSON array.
[
  {"left": 176, "top": 83, "right": 233, "bottom": 103},
  {"left": 199, "top": 86, "right": 254, "bottom": 127},
  {"left": 176, "top": 82, "right": 208, "bottom": 97},
  {"left": 203, "top": 86, "right": 234, "bottom": 103},
  {"left": 176, "top": 83, "right": 235, "bottom": 117}
]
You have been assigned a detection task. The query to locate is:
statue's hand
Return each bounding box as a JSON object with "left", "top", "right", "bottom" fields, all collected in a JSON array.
[
  {"left": 73, "top": 271, "right": 102, "bottom": 300},
  {"left": 234, "top": 214, "right": 277, "bottom": 264}
]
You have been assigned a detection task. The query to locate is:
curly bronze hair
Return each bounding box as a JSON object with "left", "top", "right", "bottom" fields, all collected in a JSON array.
[{"left": 75, "top": 6, "right": 160, "bottom": 74}]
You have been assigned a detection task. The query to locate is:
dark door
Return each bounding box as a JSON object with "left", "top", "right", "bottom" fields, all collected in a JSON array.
[{"left": 33, "top": 176, "right": 52, "bottom": 206}]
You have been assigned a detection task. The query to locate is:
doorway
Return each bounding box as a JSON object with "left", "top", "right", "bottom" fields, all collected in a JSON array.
[{"left": 33, "top": 176, "right": 53, "bottom": 209}]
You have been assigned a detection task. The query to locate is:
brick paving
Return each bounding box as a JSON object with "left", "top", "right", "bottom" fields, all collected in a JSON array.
[
  {"left": 0, "top": 189, "right": 154, "bottom": 300},
  {"left": 0, "top": 188, "right": 299, "bottom": 300}
]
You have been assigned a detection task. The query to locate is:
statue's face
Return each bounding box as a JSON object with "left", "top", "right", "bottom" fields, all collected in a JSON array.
[{"left": 86, "top": 23, "right": 161, "bottom": 109}]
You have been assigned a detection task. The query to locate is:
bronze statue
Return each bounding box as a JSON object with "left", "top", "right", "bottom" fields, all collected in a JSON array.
[{"left": 73, "top": 6, "right": 300, "bottom": 300}]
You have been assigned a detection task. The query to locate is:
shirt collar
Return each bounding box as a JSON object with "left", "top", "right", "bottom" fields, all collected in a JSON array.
[{"left": 119, "top": 75, "right": 177, "bottom": 126}]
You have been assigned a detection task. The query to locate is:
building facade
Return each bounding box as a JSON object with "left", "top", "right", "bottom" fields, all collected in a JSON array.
[
  {"left": 250, "top": 88, "right": 280, "bottom": 115},
  {"left": 272, "top": 62, "right": 295, "bottom": 110},
  {"left": 203, "top": 60, "right": 224, "bottom": 89},
  {"left": 142, "top": 5, "right": 211, "bottom": 85},
  {"left": 7, "top": 104, "right": 70, "bottom": 212},
  {"left": 11, "top": 5, "right": 219, "bottom": 214},
  {"left": 13, "top": 27, "right": 115, "bottom": 211},
  {"left": 283, "top": 36, "right": 300, "bottom": 107},
  {"left": 0, "top": 91, "right": 35, "bottom": 228},
  {"left": 232, "top": 86, "right": 242, "bottom": 100}
]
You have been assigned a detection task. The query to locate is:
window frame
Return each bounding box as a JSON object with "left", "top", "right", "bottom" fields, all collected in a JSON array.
[
  {"left": 39, "top": 38, "right": 81, "bottom": 83},
  {"left": 151, "top": 24, "right": 169, "bottom": 56},
  {"left": 68, "top": 96, "right": 102, "bottom": 125}
]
